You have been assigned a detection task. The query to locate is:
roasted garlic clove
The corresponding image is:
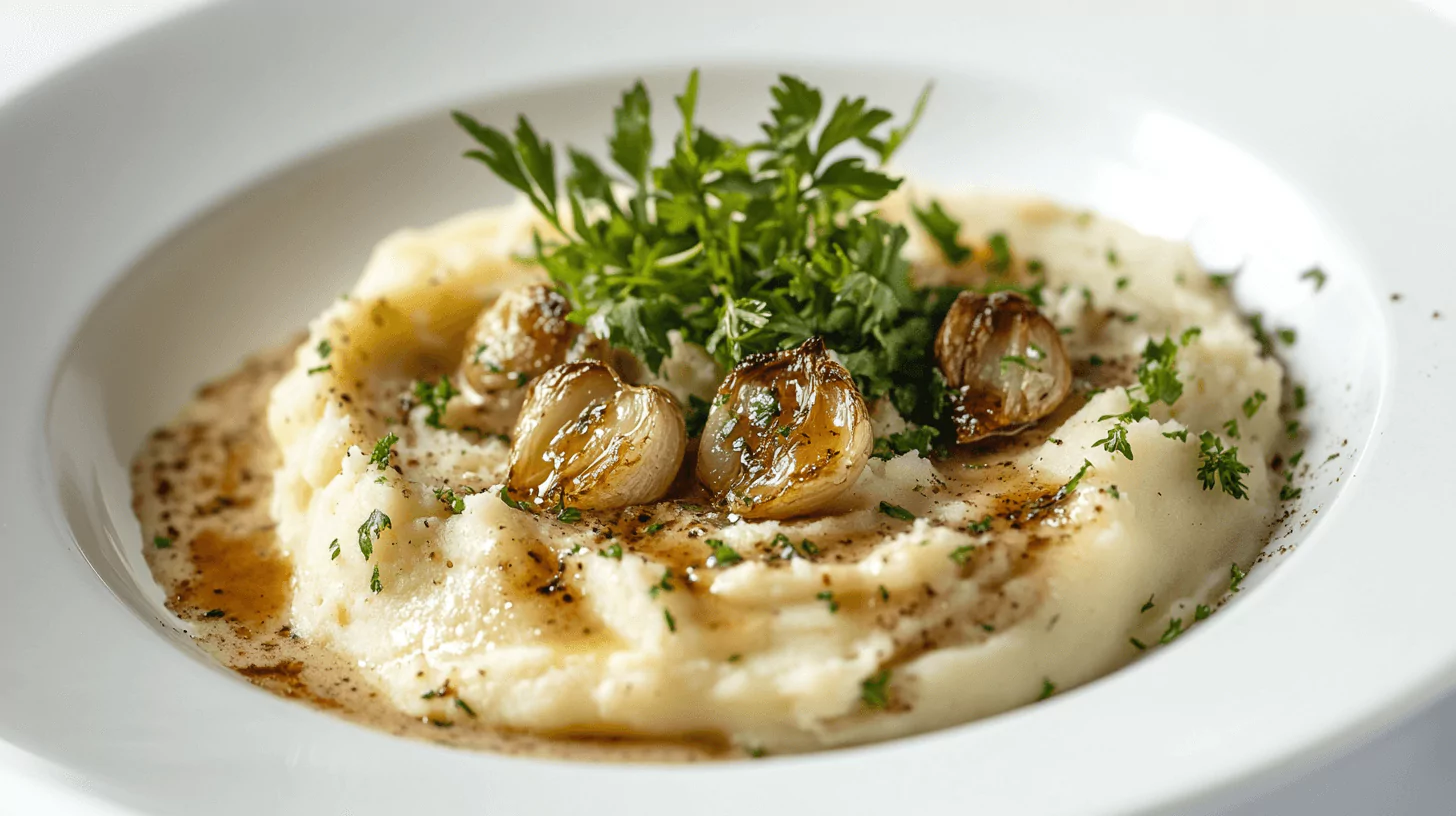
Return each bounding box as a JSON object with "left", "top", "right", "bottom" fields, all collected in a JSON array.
[
  {"left": 461, "top": 284, "right": 578, "bottom": 394},
  {"left": 507, "top": 361, "right": 685, "bottom": 510},
  {"left": 697, "top": 338, "right": 872, "bottom": 519},
  {"left": 936, "top": 291, "right": 1072, "bottom": 444}
]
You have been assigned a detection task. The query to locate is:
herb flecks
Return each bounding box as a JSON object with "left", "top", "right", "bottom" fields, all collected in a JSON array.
[{"left": 1197, "top": 431, "right": 1251, "bottom": 500}]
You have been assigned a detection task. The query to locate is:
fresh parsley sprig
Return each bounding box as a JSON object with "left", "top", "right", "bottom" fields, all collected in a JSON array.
[{"left": 454, "top": 72, "right": 956, "bottom": 423}]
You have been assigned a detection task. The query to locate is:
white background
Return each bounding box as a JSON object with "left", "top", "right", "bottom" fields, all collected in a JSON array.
[{"left": 1, "top": 2, "right": 1454, "bottom": 814}]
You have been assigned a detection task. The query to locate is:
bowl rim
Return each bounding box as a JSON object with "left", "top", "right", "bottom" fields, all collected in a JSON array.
[{"left": 4, "top": 1, "right": 1456, "bottom": 815}]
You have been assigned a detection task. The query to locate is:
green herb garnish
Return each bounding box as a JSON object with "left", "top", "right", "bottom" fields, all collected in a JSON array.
[
  {"left": 861, "top": 669, "right": 892, "bottom": 709},
  {"left": 878, "top": 501, "right": 915, "bottom": 521},
  {"left": 1197, "top": 431, "right": 1251, "bottom": 500},
  {"left": 1242, "top": 390, "right": 1267, "bottom": 418},
  {"left": 453, "top": 72, "right": 957, "bottom": 425},
  {"left": 357, "top": 509, "right": 392, "bottom": 560},
  {"left": 815, "top": 590, "right": 840, "bottom": 613},
  {"left": 706, "top": 539, "right": 743, "bottom": 567},
  {"left": 412, "top": 376, "right": 458, "bottom": 429},
  {"left": 369, "top": 432, "right": 398, "bottom": 469}
]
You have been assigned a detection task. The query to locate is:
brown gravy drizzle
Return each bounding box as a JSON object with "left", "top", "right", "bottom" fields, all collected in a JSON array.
[
  {"left": 131, "top": 342, "right": 1118, "bottom": 761},
  {"left": 132, "top": 345, "right": 723, "bottom": 762}
]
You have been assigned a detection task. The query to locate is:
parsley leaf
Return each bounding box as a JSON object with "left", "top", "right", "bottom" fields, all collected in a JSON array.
[
  {"left": 1197, "top": 432, "right": 1251, "bottom": 500},
  {"left": 412, "top": 376, "right": 458, "bottom": 429},
  {"left": 706, "top": 539, "right": 743, "bottom": 567},
  {"left": 357, "top": 509, "right": 392, "bottom": 559},
  {"left": 861, "top": 669, "right": 892, "bottom": 709},
  {"left": 454, "top": 72, "right": 955, "bottom": 427},
  {"left": 1301, "top": 266, "right": 1327, "bottom": 291},
  {"left": 871, "top": 425, "right": 940, "bottom": 460},
  {"left": 878, "top": 501, "right": 915, "bottom": 521},
  {"left": 369, "top": 432, "right": 398, "bottom": 469},
  {"left": 1242, "top": 390, "right": 1267, "bottom": 418},
  {"left": 369, "top": 565, "right": 383, "bottom": 594},
  {"left": 912, "top": 199, "right": 971, "bottom": 264}
]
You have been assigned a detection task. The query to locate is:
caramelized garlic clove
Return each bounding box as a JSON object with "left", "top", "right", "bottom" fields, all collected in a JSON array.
[
  {"left": 935, "top": 291, "right": 1072, "bottom": 444},
  {"left": 696, "top": 338, "right": 872, "bottom": 519},
  {"left": 507, "top": 361, "right": 685, "bottom": 510},
  {"left": 461, "top": 284, "right": 578, "bottom": 394}
]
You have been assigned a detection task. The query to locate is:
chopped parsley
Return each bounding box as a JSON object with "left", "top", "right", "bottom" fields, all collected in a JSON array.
[
  {"left": 1301, "top": 266, "right": 1327, "bottom": 291},
  {"left": 861, "top": 669, "right": 892, "bottom": 709},
  {"left": 1130, "top": 638, "right": 1147, "bottom": 651},
  {"left": 306, "top": 364, "right": 332, "bottom": 375},
  {"left": 599, "top": 543, "right": 623, "bottom": 560},
  {"left": 771, "top": 533, "right": 820, "bottom": 559},
  {"left": 911, "top": 199, "right": 972, "bottom": 265},
  {"left": 499, "top": 487, "right": 534, "bottom": 512},
  {"left": 1222, "top": 418, "right": 1241, "bottom": 439},
  {"left": 967, "top": 515, "right": 993, "bottom": 534},
  {"left": 1162, "top": 429, "right": 1189, "bottom": 442},
  {"left": 412, "top": 376, "right": 458, "bottom": 429},
  {"left": 1248, "top": 313, "right": 1274, "bottom": 356},
  {"left": 1000, "top": 354, "right": 1039, "bottom": 372},
  {"left": 986, "top": 232, "right": 1012, "bottom": 274},
  {"left": 1277, "top": 328, "right": 1297, "bottom": 345},
  {"left": 1197, "top": 431, "right": 1251, "bottom": 500},
  {"left": 649, "top": 569, "right": 675, "bottom": 597},
  {"left": 357, "top": 509, "right": 392, "bottom": 559},
  {"left": 1242, "top": 391, "right": 1267, "bottom": 418},
  {"left": 1179, "top": 326, "right": 1202, "bottom": 345},
  {"left": 816, "top": 590, "right": 840, "bottom": 613},
  {"left": 433, "top": 487, "right": 467, "bottom": 514},
  {"left": 746, "top": 388, "right": 781, "bottom": 427},
  {"left": 663, "top": 609, "right": 677, "bottom": 633},
  {"left": 152, "top": 535, "right": 172, "bottom": 549},
  {"left": 455, "top": 699, "right": 476, "bottom": 718},
  {"left": 1093, "top": 422, "right": 1133, "bottom": 460},
  {"left": 1286, "top": 420, "right": 1301, "bottom": 440},
  {"left": 329, "top": 538, "right": 341, "bottom": 560},
  {"left": 706, "top": 539, "right": 743, "bottom": 567},
  {"left": 369, "top": 566, "right": 383, "bottom": 594},
  {"left": 878, "top": 501, "right": 915, "bottom": 521},
  {"left": 1280, "top": 484, "right": 1303, "bottom": 501},
  {"left": 1141, "top": 595, "right": 1155, "bottom": 613},
  {"left": 878, "top": 585, "right": 890, "bottom": 601},
  {"left": 1114, "top": 275, "right": 1128, "bottom": 288},
  {"left": 554, "top": 502, "right": 582, "bottom": 524},
  {"left": 1230, "top": 562, "right": 1247, "bottom": 592},
  {"left": 1160, "top": 618, "right": 1184, "bottom": 644},
  {"left": 949, "top": 544, "right": 976, "bottom": 565},
  {"left": 203, "top": 609, "right": 225, "bottom": 618},
  {"left": 644, "top": 522, "right": 665, "bottom": 534},
  {"left": 871, "top": 425, "right": 940, "bottom": 461},
  {"left": 1195, "top": 604, "right": 1212, "bottom": 621},
  {"left": 454, "top": 72, "right": 955, "bottom": 425},
  {"left": 369, "top": 432, "right": 398, "bottom": 469},
  {"left": 1038, "top": 678, "right": 1056, "bottom": 700},
  {"left": 316, "top": 338, "right": 332, "bottom": 359},
  {"left": 1293, "top": 385, "right": 1307, "bottom": 410},
  {"left": 1289, "top": 449, "right": 1305, "bottom": 468}
]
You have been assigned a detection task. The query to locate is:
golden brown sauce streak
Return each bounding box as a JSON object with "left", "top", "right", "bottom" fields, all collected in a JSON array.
[{"left": 132, "top": 334, "right": 1103, "bottom": 760}]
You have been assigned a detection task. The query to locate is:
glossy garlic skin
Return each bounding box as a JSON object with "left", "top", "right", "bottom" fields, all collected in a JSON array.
[
  {"left": 935, "top": 291, "right": 1072, "bottom": 444},
  {"left": 461, "top": 284, "right": 578, "bottom": 394},
  {"left": 507, "top": 361, "right": 685, "bottom": 509},
  {"left": 697, "top": 337, "right": 872, "bottom": 519}
]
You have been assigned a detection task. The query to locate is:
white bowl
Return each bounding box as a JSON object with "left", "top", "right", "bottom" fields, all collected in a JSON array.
[{"left": 4, "top": 2, "right": 1456, "bottom": 814}]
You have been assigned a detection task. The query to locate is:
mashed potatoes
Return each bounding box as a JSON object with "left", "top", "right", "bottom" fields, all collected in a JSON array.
[{"left": 265, "top": 193, "right": 1280, "bottom": 753}]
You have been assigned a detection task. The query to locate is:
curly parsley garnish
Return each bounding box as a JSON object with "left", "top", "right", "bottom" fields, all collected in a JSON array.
[{"left": 706, "top": 539, "right": 743, "bottom": 568}]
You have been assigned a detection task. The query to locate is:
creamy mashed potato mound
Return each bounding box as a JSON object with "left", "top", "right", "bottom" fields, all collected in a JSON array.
[{"left": 266, "top": 194, "right": 1280, "bottom": 752}]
